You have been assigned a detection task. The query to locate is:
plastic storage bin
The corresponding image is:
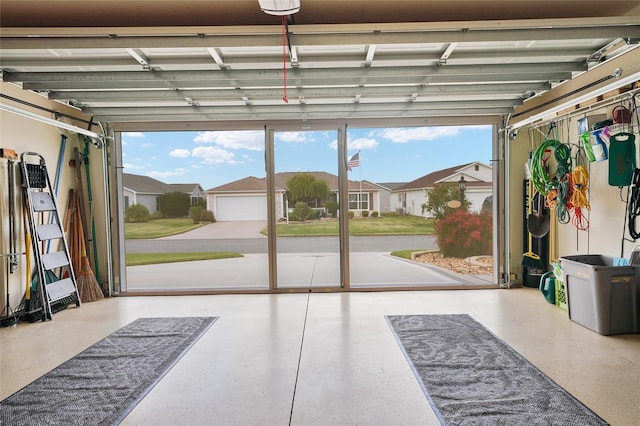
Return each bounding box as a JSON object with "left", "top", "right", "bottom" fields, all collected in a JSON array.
[{"left": 560, "top": 255, "right": 640, "bottom": 335}]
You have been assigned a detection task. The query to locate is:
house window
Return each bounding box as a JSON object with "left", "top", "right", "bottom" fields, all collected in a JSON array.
[
  {"left": 124, "top": 196, "right": 130, "bottom": 209},
  {"left": 348, "top": 193, "right": 369, "bottom": 210}
]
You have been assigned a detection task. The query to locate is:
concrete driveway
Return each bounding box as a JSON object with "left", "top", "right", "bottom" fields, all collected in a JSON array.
[
  {"left": 159, "top": 221, "right": 267, "bottom": 240},
  {"left": 127, "top": 223, "right": 491, "bottom": 290}
]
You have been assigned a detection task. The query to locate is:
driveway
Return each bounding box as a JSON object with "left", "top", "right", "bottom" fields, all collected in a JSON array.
[{"left": 159, "top": 221, "right": 267, "bottom": 240}]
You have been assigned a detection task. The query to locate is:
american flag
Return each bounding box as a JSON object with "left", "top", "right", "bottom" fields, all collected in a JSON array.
[{"left": 347, "top": 152, "right": 360, "bottom": 171}]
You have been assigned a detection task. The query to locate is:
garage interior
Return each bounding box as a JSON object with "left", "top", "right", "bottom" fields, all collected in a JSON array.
[{"left": 1, "top": 1, "right": 640, "bottom": 424}]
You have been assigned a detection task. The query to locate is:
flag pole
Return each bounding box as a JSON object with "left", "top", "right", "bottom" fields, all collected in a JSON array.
[{"left": 358, "top": 150, "right": 362, "bottom": 213}]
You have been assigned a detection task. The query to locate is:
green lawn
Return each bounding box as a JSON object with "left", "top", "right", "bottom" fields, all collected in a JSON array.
[
  {"left": 125, "top": 218, "right": 205, "bottom": 239},
  {"left": 126, "top": 252, "right": 243, "bottom": 266},
  {"left": 266, "top": 215, "right": 435, "bottom": 236}
]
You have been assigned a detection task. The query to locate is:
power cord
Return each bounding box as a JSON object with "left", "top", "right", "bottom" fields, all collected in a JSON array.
[{"left": 628, "top": 168, "right": 640, "bottom": 240}]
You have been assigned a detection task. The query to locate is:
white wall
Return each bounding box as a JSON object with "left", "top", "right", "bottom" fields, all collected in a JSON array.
[
  {"left": 136, "top": 194, "right": 160, "bottom": 215},
  {"left": 1, "top": 98, "right": 95, "bottom": 311}
]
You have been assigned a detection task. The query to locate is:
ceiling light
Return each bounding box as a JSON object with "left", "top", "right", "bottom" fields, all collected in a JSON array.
[{"left": 258, "top": 0, "right": 300, "bottom": 16}]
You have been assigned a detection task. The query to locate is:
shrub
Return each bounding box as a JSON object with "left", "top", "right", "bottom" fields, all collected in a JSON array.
[
  {"left": 288, "top": 211, "right": 299, "bottom": 221},
  {"left": 201, "top": 210, "right": 215, "bottom": 223},
  {"left": 125, "top": 204, "right": 150, "bottom": 223},
  {"left": 362, "top": 210, "right": 369, "bottom": 218},
  {"left": 325, "top": 201, "right": 339, "bottom": 217},
  {"left": 348, "top": 210, "right": 355, "bottom": 219},
  {"left": 150, "top": 211, "right": 163, "bottom": 220},
  {"left": 371, "top": 211, "right": 379, "bottom": 217},
  {"left": 293, "top": 202, "right": 314, "bottom": 221},
  {"left": 158, "top": 191, "right": 190, "bottom": 218},
  {"left": 189, "top": 206, "right": 204, "bottom": 223},
  {"left": 435, "top": 210, "right": 492, "bottom": 258}
]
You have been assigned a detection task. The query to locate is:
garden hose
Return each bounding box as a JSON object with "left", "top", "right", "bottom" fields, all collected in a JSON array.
[
  {"left": 531, "top": 139, "right": 559, "bottom": 195},
  {"left": 554, "top": 143, "right": 573, "bottom": 224},
  {"left": 571, "top": 166, "right": 591, "bottom": 210},
  {"left": 571, "top": 165, "right": 591, "bottom": 231}
]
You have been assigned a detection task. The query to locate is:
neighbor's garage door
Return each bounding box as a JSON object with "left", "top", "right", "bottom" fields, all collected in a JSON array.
[{"left": 215, "top": 195, "right": 267, "bottom": 221}]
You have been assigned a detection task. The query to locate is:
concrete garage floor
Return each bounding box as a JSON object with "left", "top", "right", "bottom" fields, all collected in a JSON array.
[{"left": 1, "top": 289, "right": 638, "bottom": 425}]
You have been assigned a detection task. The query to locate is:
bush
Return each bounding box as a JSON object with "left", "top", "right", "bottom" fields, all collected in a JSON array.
[
  {"left": 371, "top": 211, "right": 379, "bottom": 217},
  {"left": 348, "top": 211, "right": 355, "bottom": 219},
  {"left": 293, "top": 202, "right": 314, "bottom": 221},
  {"left": 201, "top": 210, "right": 215, "bottom": 223},
  {"left": 435, "top": 210, "right": 492, "bottom": 258},
  {"left": 362, "top": 210, "right": 369, "bottom": 218},
  {"left": 125, "top": 204, "right": 150, "bottom": 223},
  {"left": 151, "top": 211, "right": 163, "bottom": 220},
  {"left": 158, "top": 191, "right": 190, "bottom": 218},
  {"left": 189, "top": 206, "right": 204, "bottom": 223},
  {"left": 325, "top": 201, "right": 339, "bottom": 217}
]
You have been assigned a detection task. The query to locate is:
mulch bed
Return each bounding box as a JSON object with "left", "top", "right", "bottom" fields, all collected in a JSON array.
[{"left": 413, "top": 252, "right": 493, "bottom": 275}]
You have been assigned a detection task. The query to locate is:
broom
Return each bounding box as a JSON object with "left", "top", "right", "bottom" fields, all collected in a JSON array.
[
  {"left": 71, "top": 190, "right": 103, "bottom": 303},
  {"left": 521, "top": 177, "right": 544, "bottom": 269}
]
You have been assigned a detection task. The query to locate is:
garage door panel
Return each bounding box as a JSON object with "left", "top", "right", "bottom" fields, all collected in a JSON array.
[{"left": 216, "top": 195, "right": 267, "bottom": 221}]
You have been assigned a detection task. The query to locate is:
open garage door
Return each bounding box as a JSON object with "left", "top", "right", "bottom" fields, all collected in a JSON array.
[{"left": 215, "top": 195, "right": 267, "bottom": 222}]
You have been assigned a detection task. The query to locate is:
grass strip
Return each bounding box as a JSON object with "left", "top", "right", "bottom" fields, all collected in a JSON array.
[
  {"left": 265, "top": 216, "right": 435, "bottom": 236},
  {"left": 125, "top": 218, "right": 205, "bottom": 239},
  {"left": 126, "top": 252, "right": 243, "bottom": 266},
  {"left": 390, "top": 249, "right": 431, "bottom": 260}
]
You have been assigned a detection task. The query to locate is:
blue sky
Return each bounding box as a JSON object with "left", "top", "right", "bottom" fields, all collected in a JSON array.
[{"left": 122, "top": 126, "right": 492, "bottom": 190}]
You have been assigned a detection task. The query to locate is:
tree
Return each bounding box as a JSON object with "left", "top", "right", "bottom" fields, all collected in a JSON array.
[
  {"left": 286, "top": 173, "right": 330, "bottom": 204},
  {"left": 158, "top": 191, "right": 190, "bottom": 217},
  {"left": 422, "top": 183, "right": 468, "bottom": 220}
]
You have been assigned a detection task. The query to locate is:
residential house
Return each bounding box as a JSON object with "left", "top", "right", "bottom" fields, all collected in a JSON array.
[
  {"left": 123, "top": 173, "right": 204, "bottom": 214},
  {"left": 167, "top": 183, "right": 206, "bottom": 207},
  {"left": 206, "top": 172, "right": 381, "bottom": 221},
  {"left": 392, "top": 162, "right": 492, "bottom": 217},
  {"left": 366, "top": 181, "right": 407, "bottom": 214}
]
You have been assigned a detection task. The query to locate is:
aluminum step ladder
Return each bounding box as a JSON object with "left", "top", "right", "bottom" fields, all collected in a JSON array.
[{"left": 20, "top": 152, "right": 80, "bottom": 321}]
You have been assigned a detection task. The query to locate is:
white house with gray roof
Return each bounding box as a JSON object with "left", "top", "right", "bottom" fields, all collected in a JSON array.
[
  {"left": 391, "top": 162, "right": 492, "bottom": 217},
  {"left": 123, "top": 173, "right": 204, "bottom": 214}
]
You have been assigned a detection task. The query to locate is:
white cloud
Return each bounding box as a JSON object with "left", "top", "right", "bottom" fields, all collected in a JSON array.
[
  {"left": 348, "top": 137, "right": 378, "bottom": 150},
  {"left": 123, "top": 132, "right": 145, "bottom": 138},
  {"left": 328, "top": 137, "right": 379, "bottom": 150},
  {"left": 122, "top": 162, "right": 144, "bottom": 170},
  {"left": 170, "top": 149, "right": 191, "bottom": 158},
  {"left": 276, "top": 132, "right": 309, "bottom": 144},
  {"left": 191, "top": 146, "right": 237, "bottom": 164},
  {"left": 147, "top": 168, "right": 187, "bottom": 179},
  {"left": 194, "top": 131, "right": 264, "bottom": 151},
  {"left": 378, "top": 126, "right": 461, "bottom": 143}
]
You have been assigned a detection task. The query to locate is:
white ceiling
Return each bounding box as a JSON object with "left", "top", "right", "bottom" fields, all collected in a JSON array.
[{"left": 1, "top": 1, "right": 639, "bottom": 130}]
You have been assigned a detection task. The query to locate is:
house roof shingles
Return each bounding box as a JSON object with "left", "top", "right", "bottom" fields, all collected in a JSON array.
[
  {"left": 169, "top": 183, "right": 202, "bottom": 194},
  {"left": 123, "top": 173, "right": 173, "bottom": 194},
  {"left": 396, "top": 163, "right": 488, "bottom": 191}
]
